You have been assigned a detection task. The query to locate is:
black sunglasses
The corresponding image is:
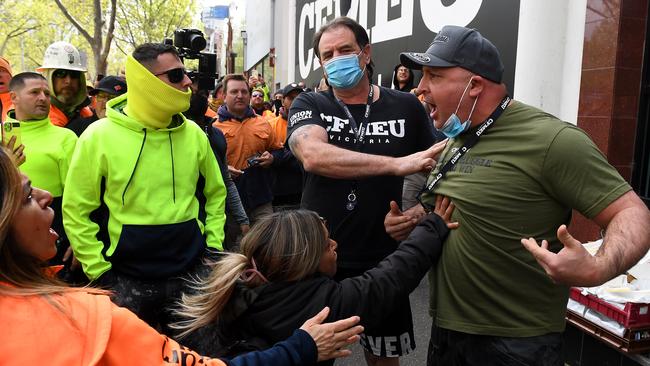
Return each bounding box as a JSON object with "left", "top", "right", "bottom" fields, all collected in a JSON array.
[
  {"left": 53, "top": 69, "right": 81, "bottom": 79},
  {"left": 154, "top": 68, "right": 187, "bottom": 83}
]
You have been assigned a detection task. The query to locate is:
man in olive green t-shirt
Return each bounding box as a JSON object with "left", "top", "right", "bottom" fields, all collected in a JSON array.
[{"left": 386, "top": 25, "right": 650, "bottom": 366}]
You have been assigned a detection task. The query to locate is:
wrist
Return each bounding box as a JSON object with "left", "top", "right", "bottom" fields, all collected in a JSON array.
[
  {"left": 388, "top": 156, "right": 403, "bottom": 176},
  {"left": 592, "top": 254, "right": 616, "bottom": 285},
  {"left": 405, "top": 204, "right": 426, "bottom": 222}
]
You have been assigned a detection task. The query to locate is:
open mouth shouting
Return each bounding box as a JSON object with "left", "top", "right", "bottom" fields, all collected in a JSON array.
[{"left": 424, "top": 100, "right": 438, "bottom": 123}]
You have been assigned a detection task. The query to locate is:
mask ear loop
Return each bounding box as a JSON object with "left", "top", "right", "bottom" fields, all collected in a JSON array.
[
  {"left": 466, "top": 93, "right": 479, "bottom": 123},
  {"left": 453, "top": 76, "right": 475, "bottom": 115},
  {"left": 357, "top": 49, "right": 368, "bottom": 76},
  {"left": 454, "top": 76, "right": 480, "bottom": 125},
  {"left": 240, "top": 258, "right": 270, "bottom": 284}
]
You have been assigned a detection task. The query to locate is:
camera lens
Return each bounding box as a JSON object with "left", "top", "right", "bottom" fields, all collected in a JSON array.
[{"left": 188, "top": 33, "right": 207, "bottom": 52}]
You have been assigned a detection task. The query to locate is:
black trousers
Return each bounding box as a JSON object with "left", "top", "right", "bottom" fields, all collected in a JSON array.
[
  {"left": 427, "top": 324, "right": 563, "bottom": 366},
  {"left": 109, "top": 262, "right": 211, "bottom": 336}
]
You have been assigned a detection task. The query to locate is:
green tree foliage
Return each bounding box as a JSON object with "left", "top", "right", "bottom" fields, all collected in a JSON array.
[
  {"left": 0, "top": 0, "right": 198, "bottom": 78},
  {"left": 53, "top": 0, "right": 117, "bottom": 77},
  {"left": 0, "top": 0, "right": 85, "bottom": 73},
  {"left": 115, "top": 0, "right": 197, "bottom": 49},
  {"left": 0, "top": 0, "right": 40, "bottom": 56}
]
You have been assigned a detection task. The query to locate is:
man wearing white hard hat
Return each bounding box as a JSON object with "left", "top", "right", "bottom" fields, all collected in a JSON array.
[{"left": 37, "top": 41, "right": 97, "bottom": 136}]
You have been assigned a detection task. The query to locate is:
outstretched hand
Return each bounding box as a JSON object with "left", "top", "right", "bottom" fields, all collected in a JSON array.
[
  {"left": 300, "top": 307, "right": 364, "bottom": 362},
  {"left": 433, "top": 195, "right": 459, "bottom": 229},
  {"left": 521, "top": 224, "right": 605, "bottom": 287},
  {"left": 384, "top": 201, "right": 418, "bottom": 241},
  {"left": 385, "top": 195, "right": 458, "bottom": 241},
  {"left": 394, "top": 139, "right": 447, "bottom": 176}
]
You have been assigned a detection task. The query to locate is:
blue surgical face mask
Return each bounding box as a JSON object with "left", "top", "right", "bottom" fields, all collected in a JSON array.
[
  {"left": 439, "top": 77, "right": 479, "bottom": 138},
  {"left": 323, "top": 51, "right": 366, "bottom": 89}
]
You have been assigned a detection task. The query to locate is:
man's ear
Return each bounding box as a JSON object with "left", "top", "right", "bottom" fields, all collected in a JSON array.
[
  {"left": 9, "top": 90, "right": 17, "bottom": 104},
  {"left": 362, "top": 44, "right": 371, "bottom": 65},
  {"left": 468, "top": 76, "right": 485, "bottom": 97}
]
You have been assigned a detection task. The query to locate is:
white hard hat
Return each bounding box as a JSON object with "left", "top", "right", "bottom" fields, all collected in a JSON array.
[{"left": 36, "top": 41, "right": 86, "bottom": 72}]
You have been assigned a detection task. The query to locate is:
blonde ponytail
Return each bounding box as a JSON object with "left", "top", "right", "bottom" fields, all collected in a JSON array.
[
  {"left": 173, "top": 209, "right": 329, "bottom": 338},
  {"left": 173, "top": 253, "right": 249, "bottom": 337}
]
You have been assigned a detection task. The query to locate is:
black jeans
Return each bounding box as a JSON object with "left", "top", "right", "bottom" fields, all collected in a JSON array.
[
  {"left": 427, "top": 324, "right": 563, "bottom": 366},
  {"left": 108, "top": 261, "right": 211, "bottom": 336}
]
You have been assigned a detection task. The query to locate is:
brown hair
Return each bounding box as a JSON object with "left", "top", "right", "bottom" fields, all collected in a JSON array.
[
  {"left": 9, "top": 72, "right": 46, "bottom": 92},
  {"left": 312, "top": 16, "right": 374, "bottom": 80},
  {"left": 222, "top": 74, "right": 249, "bottom": 94},
  {"left": 0, "top": 147, "right": 104, "bottom": 298},
  {"left": 0, "top": 146, "right": 62, "bottom": 295},
  {"left": 174, "top": 209, "right": 329, "bottom": 337}
]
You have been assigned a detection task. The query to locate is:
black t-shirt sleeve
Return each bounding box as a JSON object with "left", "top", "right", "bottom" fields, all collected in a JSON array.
[{"left": 287, "top": 92, "right": 327, "bottom": 142}]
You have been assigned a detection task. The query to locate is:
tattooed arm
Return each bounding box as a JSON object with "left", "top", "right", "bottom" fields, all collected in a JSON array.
[{"left": 288, "top": 124, "right": 447, "bottom": 179}]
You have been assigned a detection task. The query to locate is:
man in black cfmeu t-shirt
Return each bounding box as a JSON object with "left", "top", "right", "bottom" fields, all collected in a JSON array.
[{"left": 287, "top": 16, "right": 446, "bottom": 366}]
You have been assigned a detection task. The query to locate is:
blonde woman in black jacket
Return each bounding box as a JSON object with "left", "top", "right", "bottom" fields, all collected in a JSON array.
[{"left": 175, "top": 204, "right": 454, "bottom": 365}]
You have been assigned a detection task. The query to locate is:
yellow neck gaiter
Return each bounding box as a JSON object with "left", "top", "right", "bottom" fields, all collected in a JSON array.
[
  {"left": 123, "top": 55, "right": 191, "bottom": 129},
  {"left": 208, "top": 98, "right": 223, "bottom": 113}
]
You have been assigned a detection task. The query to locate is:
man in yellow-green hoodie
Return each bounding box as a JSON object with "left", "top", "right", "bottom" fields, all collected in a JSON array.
[
  {"left": 7, "top": 72, "right": 78, "bottom": 272},
  {"left": 63, "top": 43, "right": 227, "bottom": 334}
]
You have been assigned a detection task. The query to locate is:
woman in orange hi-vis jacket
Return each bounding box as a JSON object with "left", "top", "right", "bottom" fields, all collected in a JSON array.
[{"left": 0, "top": 146, "right": 363, "bottom": 365}]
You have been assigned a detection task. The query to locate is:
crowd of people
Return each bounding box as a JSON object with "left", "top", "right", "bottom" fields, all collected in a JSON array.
[{"left": 0, "top": 15, "right": 649, "bottom": 366}]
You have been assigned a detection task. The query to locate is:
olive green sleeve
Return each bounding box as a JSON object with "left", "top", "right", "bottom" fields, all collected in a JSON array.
[{"left": 541, "top": 126, "right": 631, "bottom": 219}]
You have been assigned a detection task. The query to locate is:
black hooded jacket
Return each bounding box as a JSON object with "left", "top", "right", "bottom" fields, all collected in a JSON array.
[
  {"left": 392, "top": 64, "right": 415, "bottom": 92},
  {"left": 183, "top": 214, "right": 449, "bottom": 365}
]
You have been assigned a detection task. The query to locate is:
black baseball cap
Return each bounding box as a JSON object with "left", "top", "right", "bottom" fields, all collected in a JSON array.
[
  {"left": 400, "top": 25, "right": 504, "bottom": 83},
  {"left": 280, "top": 83, "right": 304, "bottom": 97},
  {"left": 89, "top": 75, "right": 127, "bottom": 96}
]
